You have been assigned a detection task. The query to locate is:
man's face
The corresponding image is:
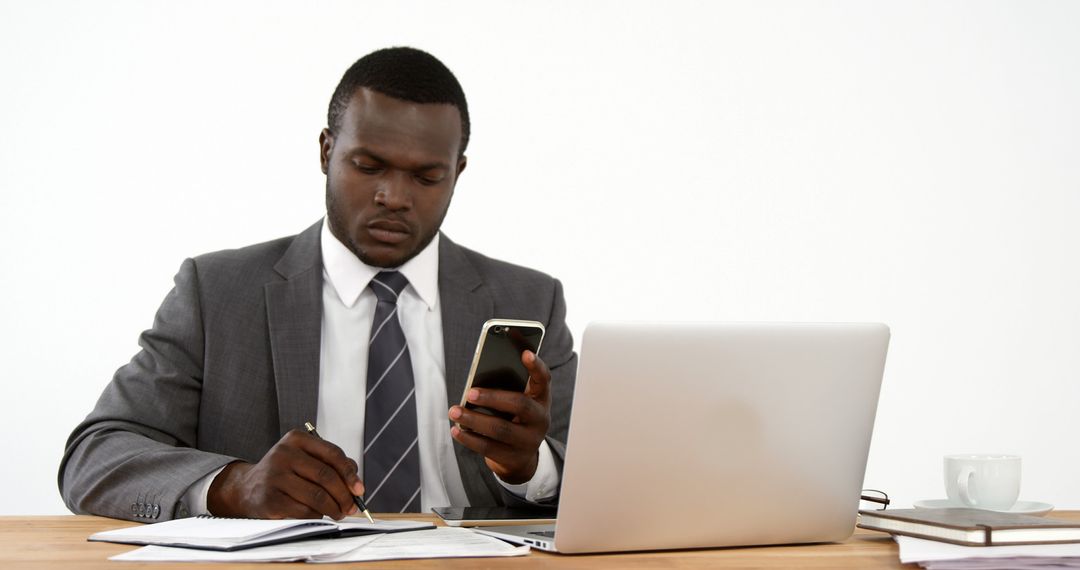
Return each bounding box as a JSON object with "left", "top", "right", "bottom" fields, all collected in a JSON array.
[{"left": 321, "top": 87, "right": 466, "bottom": 268}]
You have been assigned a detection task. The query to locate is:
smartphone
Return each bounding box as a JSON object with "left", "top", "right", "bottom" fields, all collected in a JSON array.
[
  {"left": 432, "top": 506, "right": 557, "bottom": 527},
  {"left": 459, "top": 319, "right": 545, "bottom": 421}
]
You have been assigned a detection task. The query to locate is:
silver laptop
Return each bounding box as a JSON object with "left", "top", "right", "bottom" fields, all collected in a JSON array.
[{"left": 476, "top": 321, "right": 890, "bottom": 554}]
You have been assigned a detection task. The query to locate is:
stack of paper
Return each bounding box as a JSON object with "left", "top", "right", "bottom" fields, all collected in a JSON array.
[
  {"left": 897, "top": 535, "right": 1080, "bottom": 569},
  {"left": 111, "top": 527, "right": 528, "bottom": 563}
]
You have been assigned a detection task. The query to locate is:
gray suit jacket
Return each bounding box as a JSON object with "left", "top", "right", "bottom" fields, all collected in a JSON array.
[{"left": 58, "top": 221, "right": 577, "bottom": 521}]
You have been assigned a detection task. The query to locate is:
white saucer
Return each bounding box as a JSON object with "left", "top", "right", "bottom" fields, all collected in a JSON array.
[{"left": 913, "top": 499, "right": 1054, "bottom": 516}]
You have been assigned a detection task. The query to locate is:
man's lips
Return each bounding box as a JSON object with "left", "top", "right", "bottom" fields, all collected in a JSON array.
[{"left": 366, "top": 220, "right": 411, "bottom": 244}]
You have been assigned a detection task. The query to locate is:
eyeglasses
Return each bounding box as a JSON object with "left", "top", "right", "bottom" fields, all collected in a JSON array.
[{"left": 860, "top": 489, "right": 890, "bottom": 511}]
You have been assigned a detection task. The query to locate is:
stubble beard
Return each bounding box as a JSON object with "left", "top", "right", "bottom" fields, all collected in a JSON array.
[{"left": 324, "top": 183, "right": 443, "bottom": 269}]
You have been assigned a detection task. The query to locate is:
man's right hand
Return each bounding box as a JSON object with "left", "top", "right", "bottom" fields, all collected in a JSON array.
[{"left": 206, "top": 429, "right": 364, "bottom": 519}]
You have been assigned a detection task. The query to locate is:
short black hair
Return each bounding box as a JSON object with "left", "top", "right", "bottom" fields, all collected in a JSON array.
[{"left": 327, "top": 47, "right": 470, "bottom": 156}]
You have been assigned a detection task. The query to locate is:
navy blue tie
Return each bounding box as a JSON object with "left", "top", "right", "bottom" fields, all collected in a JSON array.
[{"left": 363, "top": 271, "right": 421, "bottom": 513}]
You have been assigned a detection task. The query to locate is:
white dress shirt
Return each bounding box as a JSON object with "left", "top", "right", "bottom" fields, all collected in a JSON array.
[{"left": 182, "top": 220, "right": 558, "bottom": 515}]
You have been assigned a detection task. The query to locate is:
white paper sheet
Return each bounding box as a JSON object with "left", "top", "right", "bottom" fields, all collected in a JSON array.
[
  {"left": 920, "top": 557, "right": 1080, "bottom": 565},
  {"left": 110, "top": 527, "right": 528, "bottom": 563},
  {"left": 919, "top": 558, "right": 1080, "bottom": 570},
  {"left": 896, "top": 535, "right": 1080, "bottom": 569},
  {"left": 110, "top": 535, "right": 379, "bottom": 562},
  {"left": 315, "top": 527, "right": 529, "bottom": 563}
]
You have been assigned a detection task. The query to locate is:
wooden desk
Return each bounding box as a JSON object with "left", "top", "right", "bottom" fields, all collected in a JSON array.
[{"left": 4, "top": 512, "right": 1078, "bottom": 569}]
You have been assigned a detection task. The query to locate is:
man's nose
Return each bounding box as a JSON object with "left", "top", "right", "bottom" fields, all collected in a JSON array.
[{"left": 374, "top": 172, "right": 412, "bottom": 210}]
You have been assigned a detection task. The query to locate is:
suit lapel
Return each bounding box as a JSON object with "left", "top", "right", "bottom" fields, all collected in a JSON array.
[
  {"left": 266, "top": 221, "right": 324, "bottom": 438},
  {"left": 438, "top": 234, "right": 502, "bottom": 504}
]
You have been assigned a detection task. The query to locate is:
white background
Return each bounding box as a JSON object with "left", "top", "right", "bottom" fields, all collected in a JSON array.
[{"left": 1, "top": 1, "right": 1078, "bottom": 515}]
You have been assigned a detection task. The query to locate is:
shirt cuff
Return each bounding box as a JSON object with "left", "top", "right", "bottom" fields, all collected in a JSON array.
[
  {"left": 494, "top": 439, "right": 560, "bottom": 502},
  {"left": 179, "top": 465, "right": 228, "bottom": 517}
]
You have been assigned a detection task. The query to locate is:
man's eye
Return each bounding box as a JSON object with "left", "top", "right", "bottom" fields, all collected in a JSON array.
[
  {"left": 353, "top": 162, "right": 382, "bottom": 174},
  {"left": 415, "top": 175, "right": 441, "bottom": 186}
]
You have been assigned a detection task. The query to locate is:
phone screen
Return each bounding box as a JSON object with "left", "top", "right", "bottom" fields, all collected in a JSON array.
[{"left": 465, "top": 323, "right": 544, "bottom": 420}]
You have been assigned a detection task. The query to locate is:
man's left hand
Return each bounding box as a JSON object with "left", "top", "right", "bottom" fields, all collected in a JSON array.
[{"left": 449, "top": 350, "right": 551, "bottom": 484}]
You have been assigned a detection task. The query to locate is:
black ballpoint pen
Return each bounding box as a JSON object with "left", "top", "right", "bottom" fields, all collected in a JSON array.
[{"left": 304, "top": 421, "right": 375, "bottom": 524}]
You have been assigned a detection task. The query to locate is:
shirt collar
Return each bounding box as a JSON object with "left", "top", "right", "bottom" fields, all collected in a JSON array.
[{"left": 320, "top": 218, "right": 440, "bottom": 310}]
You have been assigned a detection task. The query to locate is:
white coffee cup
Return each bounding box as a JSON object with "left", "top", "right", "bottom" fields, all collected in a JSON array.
[{"left": 944, "top": 454, "right": 1021, "bottom": 510}]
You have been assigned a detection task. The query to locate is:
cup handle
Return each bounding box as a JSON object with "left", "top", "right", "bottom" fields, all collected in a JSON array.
[{"left": 957, "top": 466, "right": 977, "bottom": 506}]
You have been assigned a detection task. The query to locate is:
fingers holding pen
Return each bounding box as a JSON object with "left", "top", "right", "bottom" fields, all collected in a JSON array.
[
  {"left": 207, "top": 429, "right": 364, "bottom": 520},
  {"left": 295, "top": 429, "right": 364, "bottom": 496}
]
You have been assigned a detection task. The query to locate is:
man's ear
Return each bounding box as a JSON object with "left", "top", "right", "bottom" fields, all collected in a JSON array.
[
  {"left": 319, "top": 128, "right": 334, "bottom": 175},
  {"left": 456, "top": 155, "right": 467, "bottom": 177}
]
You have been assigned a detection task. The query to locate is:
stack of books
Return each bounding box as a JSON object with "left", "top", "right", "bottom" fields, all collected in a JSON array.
[{"left": 859, "top": 508, "right": 1080, "bottom": 569}]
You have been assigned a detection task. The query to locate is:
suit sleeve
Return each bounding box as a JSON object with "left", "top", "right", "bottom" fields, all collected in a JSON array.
[
  {"left": 57, "top": 258, "right": 238, "bottom": 521},
  {"left": 495, "top": 276, "right": 576, "bottom": 507},
  {"left": 523, "top": 277, "right": 577, "bottom": 507},
  {"left": 541, "top": 277, "right": 576, "bottom": 463}
]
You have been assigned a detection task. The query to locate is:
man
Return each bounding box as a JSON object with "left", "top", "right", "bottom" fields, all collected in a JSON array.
[{"left": 58, "top": 47, "right": 576, "bottom": 521}]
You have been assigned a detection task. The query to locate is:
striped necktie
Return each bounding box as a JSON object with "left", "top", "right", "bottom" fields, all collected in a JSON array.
[{"left": 363, "top": 271, "right": 421, "bottom": 513}]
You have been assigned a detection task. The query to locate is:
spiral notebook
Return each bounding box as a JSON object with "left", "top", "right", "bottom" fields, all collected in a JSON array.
[{"left": 88, "top": 515, "right": 433, "bottom": 551}]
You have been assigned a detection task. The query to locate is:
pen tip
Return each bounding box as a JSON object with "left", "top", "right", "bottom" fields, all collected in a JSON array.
[
  {"left": 304, "top": 422, "right": 316, "bottom": 432},
  {"left": 364, "top": 510, "right": 374, "bottom": 524}
]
